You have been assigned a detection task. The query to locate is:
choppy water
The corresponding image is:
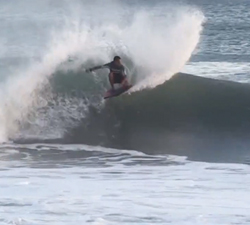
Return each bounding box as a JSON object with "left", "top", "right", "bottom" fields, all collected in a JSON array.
[
  {"left": 0, "top": 144, "right": 250, "bottom": 225},
  {"left": 0, "top": 0, "right": 250, "bottom": 224}
]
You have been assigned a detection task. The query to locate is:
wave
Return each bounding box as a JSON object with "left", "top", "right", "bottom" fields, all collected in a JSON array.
[
  {"left": 13, "top": 72, "right": 250, "bottom": 158},
  {"left": 61, "top": 72, "right": 250, "bottom": 133}
]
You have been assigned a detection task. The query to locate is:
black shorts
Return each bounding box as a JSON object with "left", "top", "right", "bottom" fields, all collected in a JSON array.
[{"left": 112, "top": 73, "right": 126, "bottom": 84}]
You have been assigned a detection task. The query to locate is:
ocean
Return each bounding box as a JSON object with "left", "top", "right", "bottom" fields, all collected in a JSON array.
[{"left": 0, "top": 0, "right": 250, "bottom": 224}]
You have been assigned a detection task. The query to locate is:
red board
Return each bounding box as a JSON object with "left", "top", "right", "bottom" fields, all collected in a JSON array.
[{"left": 104, "top": 85, "right": 133, "bottom": 99}]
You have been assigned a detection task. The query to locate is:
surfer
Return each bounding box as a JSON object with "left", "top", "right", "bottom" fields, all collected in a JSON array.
[{"left": 86, "top": 56, "right": 129, "bottom": 90}]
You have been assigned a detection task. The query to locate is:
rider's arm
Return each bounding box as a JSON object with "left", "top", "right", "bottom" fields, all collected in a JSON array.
[{"left": 86, "top": 62, "right": 111, "bottom": 72}]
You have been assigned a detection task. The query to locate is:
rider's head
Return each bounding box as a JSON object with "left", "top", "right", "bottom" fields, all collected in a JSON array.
[{"left": 113, "top": 56, "right": 121, "bottom": 65}]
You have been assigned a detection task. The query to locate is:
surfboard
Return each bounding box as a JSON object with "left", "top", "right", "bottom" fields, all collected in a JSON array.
[{"left": 104, "top": 85, "right": 133, "bottom": 99}]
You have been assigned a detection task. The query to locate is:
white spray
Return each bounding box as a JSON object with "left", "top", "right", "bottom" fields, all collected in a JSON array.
[{"left": 0, "top": 1, "right": 205, "bottom": 142}]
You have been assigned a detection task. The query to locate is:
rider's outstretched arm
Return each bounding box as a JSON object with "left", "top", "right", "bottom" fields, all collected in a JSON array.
[{"left": 86, "top": 62, "right": 111, "bottom": 72}]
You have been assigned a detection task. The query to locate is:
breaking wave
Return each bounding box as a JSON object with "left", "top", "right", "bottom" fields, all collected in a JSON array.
[{"left": 0, "top": 1, "right": 204, "bottom": 142}]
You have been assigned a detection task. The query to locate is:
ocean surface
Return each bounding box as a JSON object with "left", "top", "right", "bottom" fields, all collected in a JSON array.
[{"left": 0, "top": 0, "right": 250, "bottom": 224}]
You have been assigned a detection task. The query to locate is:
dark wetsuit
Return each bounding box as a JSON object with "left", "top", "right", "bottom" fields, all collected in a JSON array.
[{"left": 90, "top": 61, "right": 126, "bottom": 83}]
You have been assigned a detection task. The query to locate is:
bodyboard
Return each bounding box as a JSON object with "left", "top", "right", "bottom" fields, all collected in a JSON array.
[{"left": 104, "top": 85, "right": 133, "bottom": 99}]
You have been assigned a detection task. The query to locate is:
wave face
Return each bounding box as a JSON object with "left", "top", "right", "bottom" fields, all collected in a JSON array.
[
  {"left": 61, "top": 73, "right": 250, "bottom": 155},
  {"left": 14, "top": 72, "right": 250, "bottom": 162},
  {"left": 0, "top": 1, "right": 204, "bottom": 142}
]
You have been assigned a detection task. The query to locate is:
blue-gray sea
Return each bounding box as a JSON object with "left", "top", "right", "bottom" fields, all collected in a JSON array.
[{"left": 0, "top": 0, "right": 250, "bottom": 224}]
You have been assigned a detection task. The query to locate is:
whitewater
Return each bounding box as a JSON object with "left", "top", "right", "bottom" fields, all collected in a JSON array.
[
  {"left": 1, "top": 0, "right": 250, "bottom": 224},
  {"left": 0, "top": 0, "right": 204, "bottom": 142}
]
